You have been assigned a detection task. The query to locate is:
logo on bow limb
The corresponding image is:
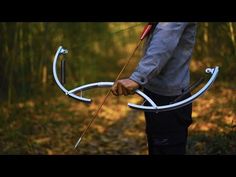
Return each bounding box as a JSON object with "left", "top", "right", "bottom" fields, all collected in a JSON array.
[{"left": 52, "top": 23, "right": 219, "bottom": 149}]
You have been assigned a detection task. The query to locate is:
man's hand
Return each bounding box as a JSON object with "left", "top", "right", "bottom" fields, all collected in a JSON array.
[{"left": 111, "top": 79, "right": 140, "bottom": 96}]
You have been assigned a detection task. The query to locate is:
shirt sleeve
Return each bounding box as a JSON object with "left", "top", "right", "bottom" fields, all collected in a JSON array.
[{"left": 129, "top": 22, "right": 188, "bottom": 85}]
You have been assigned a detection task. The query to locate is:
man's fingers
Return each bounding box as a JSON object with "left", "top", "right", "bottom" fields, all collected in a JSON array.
[
  {"left": 117, "top": 83, "right": 123, "bottom": 96},
  {"left": 122, "top": 86, "right": 129, "bottom": 96},
  {"left": 112, "top": 79, "right": 140, "bottom": 96},
  {"left": 111, "top": 82, "right": 118, "bottom": 96},
  {"left": 118, "top": 81, "right": 129, "bottom": 96},
  {"left": 116, "top": 81, "right": 127, "bottom": 96}
]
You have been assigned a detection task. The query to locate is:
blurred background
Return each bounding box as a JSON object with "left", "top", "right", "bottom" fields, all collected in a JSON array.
[{"left": 0, "top": 22, "right": 235, "bottom": 154}]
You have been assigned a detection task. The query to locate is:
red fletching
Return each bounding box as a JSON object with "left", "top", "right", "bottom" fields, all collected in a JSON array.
[{"left": 140, "top": 24, "right": 153, "bottom": 40}]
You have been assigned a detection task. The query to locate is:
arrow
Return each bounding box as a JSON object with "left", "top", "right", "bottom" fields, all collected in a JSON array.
[{"left": 74, "top": 23, "right": 154, "bottom": 149}]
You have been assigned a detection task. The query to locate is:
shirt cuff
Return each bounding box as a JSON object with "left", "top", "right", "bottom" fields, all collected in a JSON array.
[{"left": 129, "top": 72, "right": 148, "bottom": 86}]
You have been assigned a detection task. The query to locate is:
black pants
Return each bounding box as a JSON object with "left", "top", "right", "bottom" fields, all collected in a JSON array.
[{"left": 144, "top": 88, "right": 192, "bottom": 155}]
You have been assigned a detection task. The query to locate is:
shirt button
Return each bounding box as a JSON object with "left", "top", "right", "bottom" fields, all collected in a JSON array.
[{"left": 140, "top": 78, "right": 145, "bottom": 83}]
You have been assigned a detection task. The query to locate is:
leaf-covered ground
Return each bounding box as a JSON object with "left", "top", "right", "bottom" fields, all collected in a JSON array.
[{"left": 0, "top": 83, "right": 235, "bottom": 155}]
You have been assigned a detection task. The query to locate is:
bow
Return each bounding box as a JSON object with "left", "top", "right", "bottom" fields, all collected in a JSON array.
[{"left": 52, "top": 23, "right": 219, "bottom": 149}]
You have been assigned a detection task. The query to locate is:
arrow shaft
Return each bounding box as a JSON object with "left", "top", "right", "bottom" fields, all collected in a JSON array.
[
  {"left": 74, "top": 24, "right": 153, "bottom": 149},
  {"left": 74, "top": 40, "right": 143, "bottom": 149}
]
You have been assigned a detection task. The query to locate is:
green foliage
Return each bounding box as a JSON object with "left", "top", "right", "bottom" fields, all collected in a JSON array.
[
  {"left": 0, "top": 22, "right": 235, "bottom": 154},
  {"left": 0, "top": 22, "right": 142, "bottom": 104},
  {"left": 0, "top": 22, "right": 235, "bottom": 104},
  {"left": 193, "top": 22, "right": 236, "bottom": 80}
]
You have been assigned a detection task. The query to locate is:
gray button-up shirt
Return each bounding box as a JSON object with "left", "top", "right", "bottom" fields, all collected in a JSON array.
[{"left": 130, "top": 22, "right": 197, "bottom": 96}]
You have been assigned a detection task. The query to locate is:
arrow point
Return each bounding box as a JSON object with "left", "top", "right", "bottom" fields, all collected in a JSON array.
[{"left": 74, "top": 138, "right": 82, "bottom": 149}]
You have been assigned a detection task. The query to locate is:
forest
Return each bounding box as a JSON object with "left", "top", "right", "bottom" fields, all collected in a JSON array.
[{"left": 0, "top": 22, "right": 235, "bottom": 154}]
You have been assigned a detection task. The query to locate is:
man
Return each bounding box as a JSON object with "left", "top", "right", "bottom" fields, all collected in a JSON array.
[{"left": 111, "top": 22, "right": 197, "bottom": 155}]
